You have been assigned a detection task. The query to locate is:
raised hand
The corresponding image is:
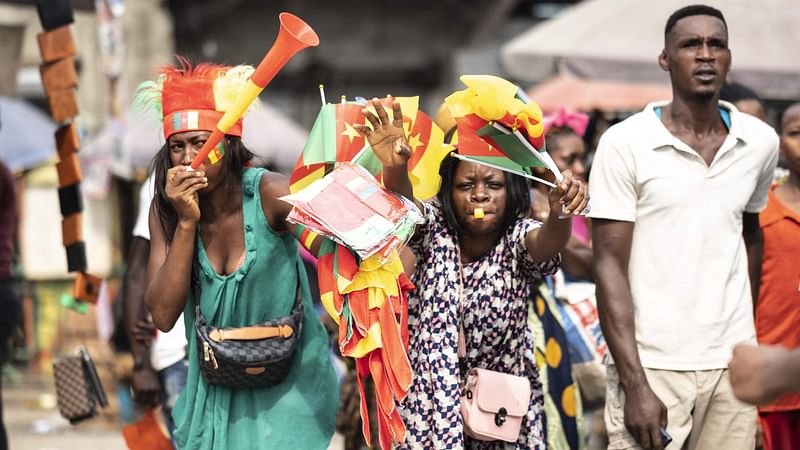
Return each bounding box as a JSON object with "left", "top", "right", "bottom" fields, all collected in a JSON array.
[
  {"left": 354, "top": 97, "right": 411, "bottom": 168},
  {"left": 548, "top": 169, "right": 589, "bottom": 217},
  {"left": 166, "top": 166, "right": 207, "bottom": 224}
]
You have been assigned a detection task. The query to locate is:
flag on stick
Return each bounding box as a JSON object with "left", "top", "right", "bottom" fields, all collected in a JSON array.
[{"left": 445, "top": 75, "right": 563, "bottom": 184}]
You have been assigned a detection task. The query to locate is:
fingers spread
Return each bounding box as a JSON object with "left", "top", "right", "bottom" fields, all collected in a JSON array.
[
  {"left": 353, "top": 124, "right": 372, "bottom": 137},
  {"left": 391, "top": 100, "right": 404, "bottom": 128},
  {"left": 362, "top": 108, "right": 381, "bottom": 129},
  {"left": 373, "top": 98, "right": 390, "bottom": 124}
]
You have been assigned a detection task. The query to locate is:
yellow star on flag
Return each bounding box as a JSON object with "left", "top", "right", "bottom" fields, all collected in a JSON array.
[
  {"left": 341, "top": 122, "right": 360, "bottom": 143},
  {"left": 408, "top": 133, "right": 423, "bottom": 152}
]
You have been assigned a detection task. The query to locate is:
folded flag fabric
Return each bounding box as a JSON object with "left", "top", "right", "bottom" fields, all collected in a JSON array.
[
  {"left": 284, "top": 161, "right": 422, "bottom": 449},
  {"left": 445, "top": 75, "right": 563, "bottom": 182},
  {"left": 289, "top": 97, "right": 450, "bottom": 200},
  {"left": 316, "top": 239, "right": 415, "bottom": 450}
]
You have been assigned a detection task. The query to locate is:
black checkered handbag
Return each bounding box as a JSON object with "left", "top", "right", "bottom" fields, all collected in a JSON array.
[
  {"left": 52, "top": 347, "right": 109, "bottom": 424},
  {"left": 193, "top": 272, "right": 303, "bottom": 389}
]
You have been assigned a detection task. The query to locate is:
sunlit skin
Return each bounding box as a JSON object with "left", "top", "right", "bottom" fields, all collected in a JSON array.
[
  {"left": 167, "top": 130, "right": 219, "bottom": 194},
  {"left": 356, "top": 96, "right": 588, "bottom": 266},
  {"left": 146, "top": 128, "right": 299, "bottom": 332},
  {"left": 596, "top": 13, "right": 744, "bottom": 450},
  {"left": 532, "top": 132, "right": 593, "bottom": 280}
]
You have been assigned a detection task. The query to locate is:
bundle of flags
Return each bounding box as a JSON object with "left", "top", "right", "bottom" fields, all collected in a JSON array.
[
  {"left": 317, "top": 240, "right": 415, "bottom": 449},
  {"left": 282, "top": 163, "right": 422, "bottom": 260},
  {"left": 287, "top": 97, "right": 446, "bottom": 448},
  {"left": 289, "top": 96, "right": 450, "bottom": 201},
  {"left": 444, "top": 75, "right": 563, "bottom": 185}
]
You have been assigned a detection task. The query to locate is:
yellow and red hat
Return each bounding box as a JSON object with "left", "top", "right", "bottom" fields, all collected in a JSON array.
[{"left": 135, "top": 59, "right": 255, "bottom": 140}]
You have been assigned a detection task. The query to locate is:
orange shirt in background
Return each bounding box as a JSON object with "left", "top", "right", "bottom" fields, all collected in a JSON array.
[{"left": 756, "top": 186, "right": 800, "bottom": 413}]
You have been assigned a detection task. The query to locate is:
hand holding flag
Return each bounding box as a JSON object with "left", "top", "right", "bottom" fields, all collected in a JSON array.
[
  {"left": 289, "top": 96, "right": 450, "bottom": 200},
  {"left": 445, "top": 74, "right": 590, "bottom": 216},
  {"left": 354, "top": 98, "right": 412, "bottom": 169},
  {"left": 548, "top": 169, "right": 589, "bottom": 217}
]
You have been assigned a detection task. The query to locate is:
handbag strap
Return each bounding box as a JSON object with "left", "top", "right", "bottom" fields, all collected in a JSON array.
[{"left": 455, "top": 239, "right": 525, "bottom": 374}]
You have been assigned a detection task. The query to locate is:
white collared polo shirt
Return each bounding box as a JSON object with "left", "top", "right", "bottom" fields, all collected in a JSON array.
[{"left": 588, "top": 100, "right": 779, "bottom": 370}]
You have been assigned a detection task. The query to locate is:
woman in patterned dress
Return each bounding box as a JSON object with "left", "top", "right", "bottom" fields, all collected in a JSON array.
[{"left": 356, "top": 98, "right": 589, "bottom": 449}]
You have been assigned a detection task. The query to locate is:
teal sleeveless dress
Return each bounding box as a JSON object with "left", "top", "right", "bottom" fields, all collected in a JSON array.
[{"left": 172, "top": 168, "right": 338, "bottom": 449}]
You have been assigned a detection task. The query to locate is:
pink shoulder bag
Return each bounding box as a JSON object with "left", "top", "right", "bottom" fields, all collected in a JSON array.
[{"left": 457, "top": 252, "right": 531, "bottom": 443}]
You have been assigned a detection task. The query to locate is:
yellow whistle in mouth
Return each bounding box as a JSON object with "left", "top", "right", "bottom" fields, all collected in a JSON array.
[{"left": 473, "top": 208, "right": 485, "bottom": 219}]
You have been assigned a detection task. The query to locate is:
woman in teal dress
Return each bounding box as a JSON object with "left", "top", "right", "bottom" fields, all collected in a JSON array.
[{"left": 141, "top": 62, "right": 338, "bottom": 449}]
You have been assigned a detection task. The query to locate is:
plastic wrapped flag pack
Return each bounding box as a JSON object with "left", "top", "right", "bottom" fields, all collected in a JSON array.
[{"left": 281, "top": 162, "right": 422, "bottom": 261}]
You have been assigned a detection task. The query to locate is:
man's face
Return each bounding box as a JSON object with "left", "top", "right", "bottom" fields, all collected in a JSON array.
[{"left": 660, "top": 15, "right": 731, "bottom": 99}]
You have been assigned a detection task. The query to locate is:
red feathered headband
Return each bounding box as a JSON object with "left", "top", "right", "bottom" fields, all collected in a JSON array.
[{"left": 159, "top": 63, "right": 244, "bottom": 139}]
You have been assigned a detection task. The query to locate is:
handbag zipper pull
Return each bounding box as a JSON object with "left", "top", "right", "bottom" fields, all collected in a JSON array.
[
  {"left": 208, "top": 347, "right": 219, "bottom": 370},
  {"left": 203, "top": 341, "right": 210, "bottom": 362}
]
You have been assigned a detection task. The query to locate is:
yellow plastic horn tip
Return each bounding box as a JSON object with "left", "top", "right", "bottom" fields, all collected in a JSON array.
[{"left": 473, "top": 208, "right": 485, "bottom": 219}]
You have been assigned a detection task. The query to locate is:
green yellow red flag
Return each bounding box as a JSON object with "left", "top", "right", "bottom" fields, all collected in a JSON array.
[{"left": 289, "top": 97, "right": 449, "bottom": 200}]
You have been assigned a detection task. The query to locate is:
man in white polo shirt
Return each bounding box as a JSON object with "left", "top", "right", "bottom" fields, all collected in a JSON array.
[{"left": 589, "top": 4, "right": 778, "bottom": 450}]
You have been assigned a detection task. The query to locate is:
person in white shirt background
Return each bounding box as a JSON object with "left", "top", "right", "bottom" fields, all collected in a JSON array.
[{"left": 122, "top": 173, "right": 187, "bottom": 445}]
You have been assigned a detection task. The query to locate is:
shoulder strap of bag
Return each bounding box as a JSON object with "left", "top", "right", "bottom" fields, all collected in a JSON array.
[{"left": 456, "top": 238, "right": 524, "bottom": 373}]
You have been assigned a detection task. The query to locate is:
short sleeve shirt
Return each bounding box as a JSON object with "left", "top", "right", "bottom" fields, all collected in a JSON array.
[{"left": 588, "top": 101, "right": 779, "bottom": 370}]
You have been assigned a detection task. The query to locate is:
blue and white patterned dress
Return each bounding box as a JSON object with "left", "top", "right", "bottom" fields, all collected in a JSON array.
[{"left": 398, "top": 202, "right": 560, "bottom": 450}]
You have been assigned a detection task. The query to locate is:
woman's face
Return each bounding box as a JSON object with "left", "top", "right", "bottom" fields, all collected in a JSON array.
[
  {"left": 451, "top": 161, "right": 507, "bottom": 236},
  {"left": 168, "top": 130, "right": 224, "bottom": 193},
  {"left": 550, "top": 134, "right": 587, "bottom": 181}
]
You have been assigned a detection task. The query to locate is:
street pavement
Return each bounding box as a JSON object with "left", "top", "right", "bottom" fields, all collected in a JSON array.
[
  {"left": 5, "top": 367, "right": 127, "bottom": 450},
  {"left": 4, "top": 365, "right": 344, "bottom": 450}
]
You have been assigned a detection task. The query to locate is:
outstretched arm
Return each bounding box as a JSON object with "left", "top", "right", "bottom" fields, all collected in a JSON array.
[{"left": 526, "top": 170, "right": 588, "bottom": 262}]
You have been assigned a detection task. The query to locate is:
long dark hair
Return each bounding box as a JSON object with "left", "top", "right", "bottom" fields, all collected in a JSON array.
[
  {"left": 435, "top": 153, "right": 531, "bottom": 237},
  {"left": 151, "top": 135, "right": 254, "bottom": 244}
]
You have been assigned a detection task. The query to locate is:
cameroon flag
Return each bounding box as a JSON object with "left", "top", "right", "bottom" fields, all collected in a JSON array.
[
  {"left": 290, "top": 97, "right": 450, "bottom": 200},
  {"left": 445, "top": 75, "right": 562, "bottom": 180}
]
